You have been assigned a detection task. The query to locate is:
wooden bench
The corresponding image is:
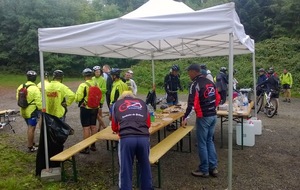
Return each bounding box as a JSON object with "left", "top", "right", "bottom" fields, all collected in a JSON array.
[
  {"left": 50, "top": 131, "right": 104, "bottom": 182},
  {"left": 148, "top": 125, "right": 194, "bottom": 188}
]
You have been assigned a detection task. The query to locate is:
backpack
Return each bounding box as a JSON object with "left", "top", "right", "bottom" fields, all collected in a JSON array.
[
  {"left": 85, "top": 82, "right": 102, "bottom": 108},
  {"left": 271, "top": 75, "right": 281, "bottom": 90},
  {"left": 17, "top": 84, "right": 33, "bottom": 108}
]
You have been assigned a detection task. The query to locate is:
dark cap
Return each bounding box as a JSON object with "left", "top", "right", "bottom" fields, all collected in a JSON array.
[{"left": 186, "top": 64, "right": 201, "bottom": 72}]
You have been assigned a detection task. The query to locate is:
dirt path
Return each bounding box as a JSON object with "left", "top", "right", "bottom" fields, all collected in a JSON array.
[{"left": 1, "top": 84, "right": 300, "bottom": 189}]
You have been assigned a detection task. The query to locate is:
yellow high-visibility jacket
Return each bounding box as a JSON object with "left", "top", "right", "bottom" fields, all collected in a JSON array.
[
  {"left": 45, "top": 81, "right": 75, "bottom": 118},
  {"left": 16, "top": 81, "right": 42, "bottom": 119}
]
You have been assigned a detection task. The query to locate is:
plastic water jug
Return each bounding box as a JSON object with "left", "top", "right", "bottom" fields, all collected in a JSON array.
[
  {"left": 236, "top": 120, "right": 255, "bottom": 146},
  {"left": 250, "top": 117, "right": 262, "bottom": 135}
]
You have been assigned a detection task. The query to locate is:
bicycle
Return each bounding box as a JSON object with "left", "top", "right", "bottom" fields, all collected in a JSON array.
[{"left": 256, "top": 87, "right": 278, "bottom": 118}]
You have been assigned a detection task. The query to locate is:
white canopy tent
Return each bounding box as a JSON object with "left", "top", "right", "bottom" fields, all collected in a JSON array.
[{"left": 38, "top": 1, "right": 256, "bottom": 189}]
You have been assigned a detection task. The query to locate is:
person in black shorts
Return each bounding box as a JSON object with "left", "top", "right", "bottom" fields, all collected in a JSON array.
[{"left": 75, "top": 68, "right": 99, "bottom": 154}]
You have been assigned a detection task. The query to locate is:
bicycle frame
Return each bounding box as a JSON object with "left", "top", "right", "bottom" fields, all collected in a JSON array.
[{"left": 256, "top": 90, "right": 278, "bottom": 118}]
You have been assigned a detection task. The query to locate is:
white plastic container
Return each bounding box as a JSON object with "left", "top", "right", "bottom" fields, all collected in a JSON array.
[
  {"left": 250, "top": 117, "right": 262, "bottom": 135},
  {"left": 236, "top": 120, "right": 255, "bottom": 146}
]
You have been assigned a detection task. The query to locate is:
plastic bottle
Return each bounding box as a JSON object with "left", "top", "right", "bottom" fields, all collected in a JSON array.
[
  {"left": 242, "top": 94, "right": 249, "bottom": 113},
  {"left": 237, "top": 93, "right": 243, "bottom": 111},
  {"left": 147, "top": 104, "right": 155, "bottom": 122}
]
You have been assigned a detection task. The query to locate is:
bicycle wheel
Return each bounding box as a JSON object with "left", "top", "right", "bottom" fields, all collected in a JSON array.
[
  {"left": 266, "top": 98, "right": 278, "bottom": 118},
  {"left": 256, "top": 94, "right": 264, "bottom": 114}
]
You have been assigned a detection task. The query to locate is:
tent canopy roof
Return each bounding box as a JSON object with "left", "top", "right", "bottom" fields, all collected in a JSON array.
[{"left": 38, "top": 1, "right": 254, "bottom": 60}]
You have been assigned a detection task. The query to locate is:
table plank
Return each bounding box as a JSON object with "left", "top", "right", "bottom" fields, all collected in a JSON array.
[
  {"left": 96, "top": 112, "right": 184, "bottom": 141},
  {"left": 217, "top": 101, "right": 254, "bottom": 117}
]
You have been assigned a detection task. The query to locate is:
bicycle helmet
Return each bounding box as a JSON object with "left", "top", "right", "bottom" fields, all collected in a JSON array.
[
  {"left": 258, "top": 68, "right": 265, "bottom": 72},
  {"left": 82, "top": 68, "right": 93, "bottom": 77},
  {"left": 268, "top": 67, "right": 274, "bottom": 74},
  {"left": 26, "top": 70, "right": 37, "bottom": 82},
  {"left": 53, "top": 70, "right": 64, "bottom": 79},
  {"left": 171, "top": 64, "right": 180, "bottom": 71},
  {"left": 110, "top": 68, "right": 121, "bottom": 77},
  {"left": 220, "top": 67, "right": 227, "bottom": 72},
  {"left": 93, "top": 65, "right": 101, "bottom": 71}
]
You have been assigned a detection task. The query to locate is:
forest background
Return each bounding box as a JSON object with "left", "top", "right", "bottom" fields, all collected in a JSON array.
[{"left": 0, "top": 0, "right": 300, "bottom": 93}]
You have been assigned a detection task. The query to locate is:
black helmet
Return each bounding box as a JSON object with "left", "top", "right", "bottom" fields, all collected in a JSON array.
[
  {"left": 26, "top": 70, "right": 37, "bottom": 82},
  {"left": 110, "top": 68, "right": 121, "bottom": 77},
  {"left": 258, "top": 68, "right": 265, "bottom": 72},
  {"left": 53, "top": 70, "right": 64, "bottom": 79},
  {"left": 268, "top": 67, "right": 274, "bottom": 74},
  {"left": 82, "top": 68, "right": 93, "bottom": 77},
  {"left": 200, "top": 64, "right": 207, "bottom": 70},
  {"left": 220, "top": 67, "right": 227, "bottom": 72},
  {"left": 93, "top": 65, "right": 102, "bottom": 71},
  {"left": 171, "top": 64, "right": 180, "bottom": 71}
]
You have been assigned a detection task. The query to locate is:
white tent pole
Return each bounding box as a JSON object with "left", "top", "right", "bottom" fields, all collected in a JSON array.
[
  {"left": 39, "top": 51, "right": 49, "bottom": 170},
  {"left": 151, "top": 51, "right": 155, "bottom": 88},
  {"left": 252, "top": 43, "right": 257, "bottom": 117},
  {"left": 227, "top": 33, "right": 234, "bottom": 190}
]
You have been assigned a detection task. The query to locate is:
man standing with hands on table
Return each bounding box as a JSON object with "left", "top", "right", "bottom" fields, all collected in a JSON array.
[
  {"left": 181, "top": 63, "right": 220, "bottom": 178},
  {"left": 111, "top": 91, "right": 153, "bottom": 190}
]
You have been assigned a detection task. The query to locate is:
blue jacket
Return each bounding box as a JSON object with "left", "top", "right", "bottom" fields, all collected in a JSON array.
[{"left": 257, "top": 74, "right": 267, "bottom": 85}]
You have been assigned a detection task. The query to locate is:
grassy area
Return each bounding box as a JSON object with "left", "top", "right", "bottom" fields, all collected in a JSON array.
[
  {"left": 0, "top": 134, "right": 43, "bottom": 190},
  {"left": 0, "top": 133, "right": 109, "bottom": 190}
]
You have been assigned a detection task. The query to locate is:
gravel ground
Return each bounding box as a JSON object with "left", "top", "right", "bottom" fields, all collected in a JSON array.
[{"left": 1, "top": 82, "right": 300, "bottom": 190}]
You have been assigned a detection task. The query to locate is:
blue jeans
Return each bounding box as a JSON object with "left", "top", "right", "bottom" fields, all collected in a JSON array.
[{"left": 195, "top": 116, "right": 218, "bottom": 174}]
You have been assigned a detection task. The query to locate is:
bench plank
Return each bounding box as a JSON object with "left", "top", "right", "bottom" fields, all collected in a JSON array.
[
  {"left": 50, "top": 131, "right": 103, "bottom": 162},
  {"left": 149, "top": 125, "right": 194, "bottom": 164}
]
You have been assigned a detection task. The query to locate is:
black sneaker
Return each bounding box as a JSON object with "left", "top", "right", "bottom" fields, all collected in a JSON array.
[
  {"left": 28, "top": 146, "right": 38, "bottom": 153},
  {"left": 191, "top": 170, "right": 209, "bottom": 178},
  {"left": 80, "top": 148, "right": 90, "bottom": 154},
  {"left": 209, "top": 168, "right": 218, "bottom": 177}
]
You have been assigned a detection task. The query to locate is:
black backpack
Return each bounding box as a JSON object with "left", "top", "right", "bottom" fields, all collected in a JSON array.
[
  {"left": 270, "top": 75, "right": 281, "bottom": 91},
  {"left": 17, "top": 84, "right": 33, "bottom": 108}
]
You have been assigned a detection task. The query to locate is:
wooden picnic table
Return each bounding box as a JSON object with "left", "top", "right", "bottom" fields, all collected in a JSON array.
[
  {"left": 96, "top": 111, "right": 185, "bottom": 185},
  {"left": 217, "top": 101, "right": 254, "bottom": 149}
]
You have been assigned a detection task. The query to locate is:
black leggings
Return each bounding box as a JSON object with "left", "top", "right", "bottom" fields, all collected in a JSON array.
[{"left": 220, "top": 90, "right": 227, "bottom": 104}]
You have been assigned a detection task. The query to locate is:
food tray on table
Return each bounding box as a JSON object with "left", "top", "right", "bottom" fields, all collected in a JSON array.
[{"left": 155, "top": 114, "right": 169, "bottom": 119}]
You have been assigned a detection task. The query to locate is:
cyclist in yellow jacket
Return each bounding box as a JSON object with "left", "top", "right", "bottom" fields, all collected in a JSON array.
[
  {"left": 110, "top": 68, "right": 128, "bottom": 107},
  {"left": 280, "top": 69, "right": 293, "bottom": 103},
  {"left": 92, "top": 66, "right": 107, "bottom": 131},
  {"left": 75, "top": 68, "right": 100, "bottom": 154},
  {"left": 37, "top": 71, "right": 50, "bottom": 90},
  {"left": 16, "top": 70, "right": 42, "bottom": 152},
  {"left": 45, "top": 70, "right": 75, "bottom": 121}
]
